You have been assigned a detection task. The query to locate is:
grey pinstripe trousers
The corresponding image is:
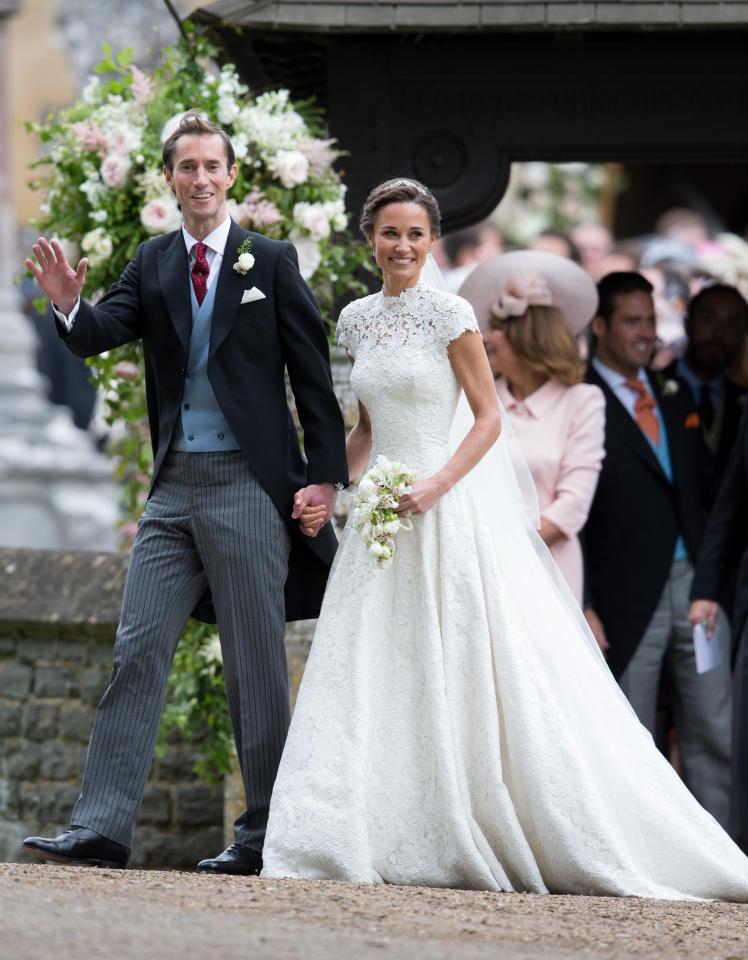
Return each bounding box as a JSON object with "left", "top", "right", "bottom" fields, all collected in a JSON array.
[{"left": 71, "top": 451, "right": 291, "bottom": 851}]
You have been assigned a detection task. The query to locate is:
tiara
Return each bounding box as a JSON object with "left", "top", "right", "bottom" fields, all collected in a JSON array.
[{"left": 390, "top": 178, "right": 431, "bottom": 196}]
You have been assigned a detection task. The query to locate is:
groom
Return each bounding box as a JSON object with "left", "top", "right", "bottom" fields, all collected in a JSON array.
[{"left": 22, "top": 112, "right": 348, "bottom": 874}]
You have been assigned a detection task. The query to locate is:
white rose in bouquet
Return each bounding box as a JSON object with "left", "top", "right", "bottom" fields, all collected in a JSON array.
[
  {"left": 353, "top": 456, "right": 415, "bottom": 568},
  {"left": 357, "top": 476, "right": 377, "bottom": 499}
]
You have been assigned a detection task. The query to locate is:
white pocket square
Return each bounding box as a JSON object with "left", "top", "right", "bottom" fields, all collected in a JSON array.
[{"left": 241, "top": 286, "right": 266, "bottom": 305}]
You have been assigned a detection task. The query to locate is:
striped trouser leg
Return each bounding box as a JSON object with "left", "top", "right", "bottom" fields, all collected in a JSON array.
[
  {"left": 71, "top": 454, "right": 208, "bottom": 848},
  {"left": 191, "top": 453, "right": 291, "bottom": 852}
]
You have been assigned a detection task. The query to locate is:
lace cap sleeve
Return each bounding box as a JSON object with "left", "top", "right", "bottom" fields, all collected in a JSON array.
[
  {"left": 438, "top": 293, "right": 481, "bottom": 347},
  {"left": 336, "top": 303, "right": 359, "bottom": 357}
]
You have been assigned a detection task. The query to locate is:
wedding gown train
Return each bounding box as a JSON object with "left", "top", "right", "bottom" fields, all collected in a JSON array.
[{"left": 262, "top": 281, "right": 748, "bottom": 900}]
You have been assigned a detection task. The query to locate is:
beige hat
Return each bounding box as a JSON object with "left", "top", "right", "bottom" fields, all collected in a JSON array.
[{"left": 458, "top": 250, "right": 598, "bottom": 335}]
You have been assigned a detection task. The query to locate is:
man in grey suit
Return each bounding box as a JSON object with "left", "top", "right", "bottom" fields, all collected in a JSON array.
[{"left": 22, "top": 113, "right": 348, "bottom": 874}]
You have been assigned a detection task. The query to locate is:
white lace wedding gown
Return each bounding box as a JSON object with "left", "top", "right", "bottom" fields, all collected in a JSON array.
[{"left": 262, "top": 281, "right": 748, "bottom": 900}]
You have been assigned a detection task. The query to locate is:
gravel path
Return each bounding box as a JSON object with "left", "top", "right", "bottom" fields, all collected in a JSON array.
[{"left": 2, "top": 862, "right": 747, "bottom": 960}]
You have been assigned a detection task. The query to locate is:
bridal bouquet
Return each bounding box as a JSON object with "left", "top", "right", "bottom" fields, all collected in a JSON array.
[{"left": 353, "top": 456, "right": 416, "bottom": 568}]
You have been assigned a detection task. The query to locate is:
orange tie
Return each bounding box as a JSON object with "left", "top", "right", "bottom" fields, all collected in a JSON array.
[{"left": 624, "top": 379, "right": 660, "bottom": 446}]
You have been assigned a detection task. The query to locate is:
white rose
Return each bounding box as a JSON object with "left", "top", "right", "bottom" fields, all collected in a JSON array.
[
  {"left": 101, "top": 152, "right": 131, "bottom": 188},
  {"left": 293, "top": 202, "right": 331, "bottom": 241},
  {"left": 289, "top": 233, "right": 321, "bottom": 280},
  {"left": 81, "top": 228, "right": 113, "bottom": 268},
  {"left": 272, "top": 149, "right": 309, "bottom": 188},
  {"left": 357, "top": 477, "right": 377, "bottom": 498},
  {"left": 90, "top": 210, "right": 108, "bottom": 224},
  {"left": 383, "top": 520, "right": 400, "bottom": 534},
  {"left": 235, "top": 252, "right": 255, "bottom": 273},
  {"left": 140, "top": 195, "right": 181, "bottom": 235},
  {"left": 369, "top": 542, "right": 386, "bottom": 559}
]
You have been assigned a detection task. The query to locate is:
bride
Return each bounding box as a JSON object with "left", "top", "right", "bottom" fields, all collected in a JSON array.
[{"left": 262, "top": 177, "right": 748, "bottom": 899}]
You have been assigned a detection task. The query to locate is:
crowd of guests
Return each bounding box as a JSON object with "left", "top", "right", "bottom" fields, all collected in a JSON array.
[{"left": 445, "top": 214, "right": 748, "bottom": 857}]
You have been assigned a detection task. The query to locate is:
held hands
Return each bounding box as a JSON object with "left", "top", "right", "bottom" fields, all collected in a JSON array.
[
  {"left": 688, "top": 600, "right": 719, "bottom": 637},
  {"left": 395, "top": 477, "right": 446, "bottom": 518},
  {"left": 293, "top": 483, "right": 337, "bottom": 538},
  {"left": 26, "top": 238, "right": 88, "bottom": 316}
]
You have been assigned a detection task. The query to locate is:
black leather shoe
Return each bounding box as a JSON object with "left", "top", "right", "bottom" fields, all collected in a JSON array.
[
  {"left": 22, "top": 827, "right": 129, "bottom": 869},
  {"left": 197, "top": 843, "right": 262, "bottom": 876}
]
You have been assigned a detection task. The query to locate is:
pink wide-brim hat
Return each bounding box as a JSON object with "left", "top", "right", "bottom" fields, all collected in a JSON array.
[{"left": 458, "top": 250, "right": 598, "bottom": 336}]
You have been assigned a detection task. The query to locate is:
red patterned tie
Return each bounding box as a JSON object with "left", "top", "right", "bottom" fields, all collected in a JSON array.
[
  {"left": 624, "top": 378, "right": 660, "bottom": 446},
  {"left": 191, "top": 241, "right": 209, "bottom": 306}
]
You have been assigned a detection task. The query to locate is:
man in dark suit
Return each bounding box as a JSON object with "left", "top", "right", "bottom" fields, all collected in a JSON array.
[
  {"left": 663, "top": 283, "right": 747, "bottom": 507},
  {"left": 22, "top": 113, "right": 348, "bottom": 874},
  {"left": 583, "top": 272, "right": 731, "bottom": 826},
  {"left": 690, "top": 405, "right": 748, "bottom": 853}
]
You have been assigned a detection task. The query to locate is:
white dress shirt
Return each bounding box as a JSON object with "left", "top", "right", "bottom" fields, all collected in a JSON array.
[{"left": 53, "top": 215, "right": 233, "bottom": 330}]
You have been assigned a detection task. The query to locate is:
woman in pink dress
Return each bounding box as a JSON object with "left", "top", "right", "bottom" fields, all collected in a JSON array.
[{"left": 460, "top": 251, "right": 605, "bottom": 605}]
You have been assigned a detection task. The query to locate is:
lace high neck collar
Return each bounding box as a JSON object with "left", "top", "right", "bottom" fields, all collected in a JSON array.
[{"left": 380, "top": 280, "right": 426, "bottom": 310}]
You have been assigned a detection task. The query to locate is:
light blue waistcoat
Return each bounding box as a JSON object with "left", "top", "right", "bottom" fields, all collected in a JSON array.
[
  {"left": 647, "top": 404, "right": 688, "bottom": 563},
  {"left": 171, "top": 279, "right": 240, "bottom": 453}
]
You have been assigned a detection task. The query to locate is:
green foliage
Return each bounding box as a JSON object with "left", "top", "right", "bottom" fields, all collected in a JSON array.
[{"left": 158, "top": 624, "right": 235, "bottom": 784}]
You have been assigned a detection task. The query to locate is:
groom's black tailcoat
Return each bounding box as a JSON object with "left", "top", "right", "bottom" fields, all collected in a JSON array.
[
  {"left": 56, "top": 221, "right": 348, "bottom": 621},
  {"left": 582, "top": 366, "right": 708, "bottom": 678}
]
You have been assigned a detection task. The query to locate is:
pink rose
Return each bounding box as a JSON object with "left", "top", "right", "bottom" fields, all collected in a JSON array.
[
  {"left": 101, "top": 153, "right": 131, "bottom": 188},
  {"left": 140, "top": 196, "right": 181, "bottom": 235}
]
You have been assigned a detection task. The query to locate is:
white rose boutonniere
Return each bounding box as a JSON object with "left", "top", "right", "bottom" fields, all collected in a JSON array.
[
  {"left": 233, "top": 237, "right": 255, "bottom": 275},
  {"left": 662, "top": 378, "right": 679, "bottom": 397}
]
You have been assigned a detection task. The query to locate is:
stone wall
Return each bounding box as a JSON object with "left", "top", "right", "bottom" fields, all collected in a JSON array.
[{"left": 0, "top": 549, "right": 223, "bottom": 868}]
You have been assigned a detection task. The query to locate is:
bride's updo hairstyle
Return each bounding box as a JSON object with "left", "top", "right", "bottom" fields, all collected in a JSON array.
[{"left": 359, "top": 178, "right": 442, "bottom": 240}]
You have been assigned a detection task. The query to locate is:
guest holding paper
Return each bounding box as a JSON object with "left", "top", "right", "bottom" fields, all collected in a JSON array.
[
  {"left": 690, "top": 404, "right": 748, "bottom": 853},
  {"left": 583, "top": 271, "right": 731, "bottom": 827}
]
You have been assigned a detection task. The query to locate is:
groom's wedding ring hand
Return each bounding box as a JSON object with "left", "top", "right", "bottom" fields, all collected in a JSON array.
[
  {"left": 299, "top": 505, "right": 327, "bottom": 538},
  {"left": 26, "top": 237, "right": 88, "bottom": 315},
  {"left": 294, "top": 484, "right": 338, "bottom": 538}
]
